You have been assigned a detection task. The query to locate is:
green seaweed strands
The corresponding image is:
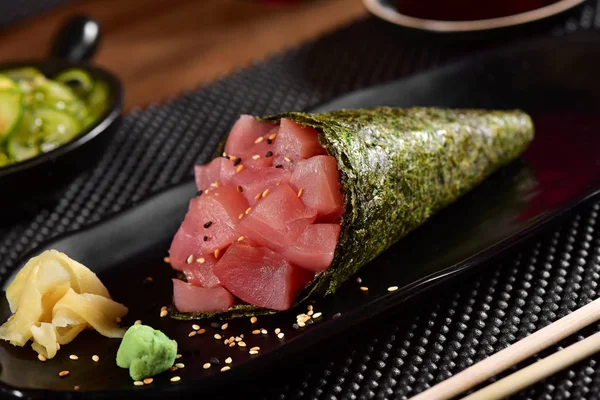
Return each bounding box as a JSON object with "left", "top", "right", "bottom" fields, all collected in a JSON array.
[{"left": 170, "top": 107, "right": 534, "bottom": 320}]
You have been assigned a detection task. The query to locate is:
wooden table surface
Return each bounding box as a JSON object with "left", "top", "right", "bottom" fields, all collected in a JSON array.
[{"left": 0, "top": 0, "right": 367, "bottom": 111}]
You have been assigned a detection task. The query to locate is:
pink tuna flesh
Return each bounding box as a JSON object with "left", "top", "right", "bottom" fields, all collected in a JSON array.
[
  {"left": 214, "top": 242, "right": 314, "bottom": 310},
  {"left": 172, "top": 279, "right": 234, "bottom": 313},
  {"left": 194, "top": 157, "right": 236, "bottom": 191},
  {"left": 290, "top": 155, "right": 344, "bottom": 223},
  {"left": 237, "top": 183, "right": 316, "bottom": 252},
  {"left": 182, "top": 256, "right": 220, "bottom": 288},
  {"left": 168, "top": 185, "right": 248, "bottom": 269},
  {"left": 272, "top": 118, "right": 326, "bottom": 168},
  {"left": 230, "top": 166, "right": 290, "bottom": 205},
  {"left": 283, "top": 224, "right": 341, "bottom": 272},
  {"left": 225, "top": 115, "right": 276, "bottom": 158}
]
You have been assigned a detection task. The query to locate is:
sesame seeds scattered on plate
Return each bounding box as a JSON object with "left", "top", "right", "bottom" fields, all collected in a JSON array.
[
  {"left": 69, "top": 354, "right": 79, "bottom": 360},
  {"left": 92, "top": 355, "right": 99, "bottom": 362},
  {"left": 134, "top": 320, "right": 142, "bottom": 325},
  {"left": 277, "top": 332, "right": 285, "bottom": 339},
  {"left": 225, "top": 357, "right": 232, "bottom": 364},
  {"left": 175, "top": 363, "right": 185, "bottom": 369},
  {"left": 143, "top": 378, "right": 154, "bottom": 385},
  {"left": 250, "top": 316, "right": 258, "bottom": 324},
  {"left": 221, "top": 323, "right": 229, "bottom": 330},
  {"left": 170, "top": 376, "right": 181, "bottom": 382},
  {"left": 163, "top": 257, "right": 170, "bottom": 263},
  {"left": 203, "top": 363, "right": 211, "bottom": 369},
  {"left": 252, "top": 329, "right": 261, "bottom": 335},
  {"left": 188, "top": 331, "right": 197, "bottom": 337},
  {"left": 214, "top": 334, "right": 222, "bottom": 340},
  {"left": 388, "top": 286, "right": 399, "bottom": 292},
  {"left": 221, "top": 366, "right": 231, "bottom": 372},
  {"left": 238, "top": 341, "right": 247, "bottom": 347},
  {"left": 360, "top": 286, "right": 369, "bottom": 292},
  {"left": 134, "top": 381, "right": 144, "bottom": 386},
  {"left": 313, "top": 312, "right": 322, "bottom": 319},
  {"left": 274, "top": 328, "right": 281, "bottom": 335},
  {"left": 192, "top": 324, "right": 200, "bottom": 331},
  {"left": 59, "top": 370, "right": 70, "bottom": 377}
]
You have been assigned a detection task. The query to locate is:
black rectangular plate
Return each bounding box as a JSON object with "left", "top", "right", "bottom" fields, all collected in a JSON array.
[{"left": 1, "top": 32, "right": 600, "bottom": 399}]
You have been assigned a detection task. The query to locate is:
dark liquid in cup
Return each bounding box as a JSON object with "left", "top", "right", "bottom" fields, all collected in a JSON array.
[{"left": 396, "top": 0, "right": 561, "bottom": 21}]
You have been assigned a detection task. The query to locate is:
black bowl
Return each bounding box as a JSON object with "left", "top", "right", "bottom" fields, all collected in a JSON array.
[{"left": 0, "top": 16, "right": 123, "bottom": 205}]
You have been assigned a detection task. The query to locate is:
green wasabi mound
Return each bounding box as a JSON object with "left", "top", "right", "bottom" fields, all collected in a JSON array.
[{"left": 116, "top": 324, "right": 178, "bottom": 381}]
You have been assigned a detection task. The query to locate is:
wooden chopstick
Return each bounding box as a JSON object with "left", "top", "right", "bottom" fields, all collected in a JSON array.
[
  {"left": 409, "top": 296, "right": 600, "bottom": 400},
  {"left": 462, "top": 331, "right": 600, "bottom": 400}
]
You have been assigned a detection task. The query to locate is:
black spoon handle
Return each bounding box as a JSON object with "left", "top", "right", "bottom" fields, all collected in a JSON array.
[{"left": 49, "top": 15, "right": 102, "bottom": 63}]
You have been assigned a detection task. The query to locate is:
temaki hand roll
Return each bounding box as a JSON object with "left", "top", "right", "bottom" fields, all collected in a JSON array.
[{"left": 168, "top": 107, "right": 534, "bottom": 319}]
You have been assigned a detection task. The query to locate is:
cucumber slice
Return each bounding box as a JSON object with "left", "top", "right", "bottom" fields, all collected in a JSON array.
[
  {"left": 83, "top": 80, "right": 109, "bottom": 128},
  {"left": 0, "top": 85, "right": 24, "bottom": 143},
  {"left": 6, "top": 112, "right": 39, "bottom": 162},
  {"left": 55, "top": 68, "right": 94, "bottom": 96},
  {"left": 0, "top": 73, "right": 19, "bottom": 91},
  {"left": 35, "top": 108, "right": 82, "bottom": 150}
]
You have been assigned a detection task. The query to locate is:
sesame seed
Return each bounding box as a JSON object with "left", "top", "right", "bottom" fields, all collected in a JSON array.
[
  {"left": 160, "top": 310, "right": 168, "bottom": 318},
  {"left": 252, "top": 329, "right": 261, "bottom": 334},
  {"left": 267, "top": 139, "right": 273, "bottom": 144},
  {"left": 230, "top": 155, "right": 237, "bottom": 161},
  {"left": 176, "top": 354, "right": 182, "bottom": 359},
  {"left": 261, "top": 329, "right": 268, "bottom": 334},
  {"left": 74, "top": 385, "right": 80, "bottom": 391},
  {"left": 238, "top": 341, "right": 247, "bottom": 347},
  {"left": 214, "top": 334, "right": 222, "bottom": 339},
  {"left": 297, "top": 188, "right": 303, "bottom": 198},
  {"left": 235, "top": 336, "right": 242, "bottom": 342},
  {"left": 175, "top": 363, "right": 185, "bottom": 369},
  {"left": 249, "top": 350, "right": 259, "bottom": 355},
  {"left": 298, "top": 321, "right": 306, "bottom": 327},
  {"left": 221, "top": 366, "right": 231, "bottom": 372},
  {"left": 250, "top": 346, "right": 260, "bottom": 351},
  {"left": 221, "top": 323, "right": 229, "bottom": 330},
  {"left": 225, "top": 357, "right": 232, "bottom": 364},
  {"left": 59, "top": 370, "right": 70, "bottom": 377},
  {"left": 204, "top": 221, "right": 213, "bottom": 228},
  {"left": 204, "top": 189, "right": 210, "bottom": 194},
  {"left": 69, "top": 354, "right": 79, "bottom": 360},
  {"left": 192, "top": 324, "right": 200, "bottom": 330},
  {"left": 198, "top": 328, "right": 206, "bottom": 334},
  {"left": 237, "top": 186, "right": 243, "bottom": 192},
  {"left": 196, "top": 190, "right": 203, "bottom": 197},
  {"left": 360, "top": 286, "right": 369, "bottom": 292},
  {"left": 134, "top": 381, "right": 144, "bottom": 386},
  {"left": 188, "top": 331, "right": 197, "bottom": 337},
  {"left": 204, "top": 236, "right": 209, "bottom": 242},
  {"left": 262, "top": 188, "right": 270, "bottom": 198},
  {"left": 163, "top": 257, "right": 170, "bottom": 263},
  {"left": 245, "top": 207, "right": 252, "bottom": 215},
  {"left": 236, "top": 165, "right": 245, "bottom": 173},
  {"left": 223, "top": 152, "right": 228, "bottom": 157},
  {"left": 284, "top": 156, "right": 292, "bottom": 162},
  {"left": 277, "top": 332, "right": 285, "bottom": 339},
  {"left": 229, "top": 342, "right": 236, "bottom": 347},
  {"left": 250, "top": 316, "right": 258, "bottom": 324},
  {"left": 266, "top": 151, "right": 273, "bottom": 157},
  {"left": 388, "top": 286, "right": 399, "bottom": 292},
  {"left": 238, "top": 213, "right": 244, "bottom": 219},
  {"left": 203, "top": 363, "right": 211, "bottom": 369},
  {"left": 275, "top": 164, "right": 283, "bottom": 168},
  {"left": 307, "top": 304, "right": 313, "bottom": 311},
  {"left": 224, "top": 338, "right": 230, "bottom": 345},
  {"left": 313, "top": 312, "right": 322, "bottom": 319},
  {"left": 143, "top": 378, "right": 154, "bottom": 385},
  {"left": 307, "top": 310, "right": 314, "bottom": 316},
  {"left": 214, "top": 249, "right": 221, "bottom": 259},
  {"left": 252, "top": 154, "right": 261, "bottom": 160},
  {"left": 356, "top": 277, "right": 362, "bottom": 283},
  {"left": 214, "top": 180, "right": 221, "bottom": 188},
  {"left": 186, "top": 255, "right": 194, "bottom": 264},
  {"left": 254, "top": 193, "right": 262, "bottom": 200},
  {"left": 145, "top": 276, "right": 153, "bottom": 282},
  {"left": 197, "top": 257, "right": 206, "bottom": 264},
  {"left": 161, "top": 306, "right": 168, "bottom": 311},
  {"left": 237, "top": 236, "right": 245, "bottom": 242},
  {"left": 38, "top": 354, "right": 47, "bottom": 362},
  {"left": 269, "top": 133, "right": 277, "bottom": 140},
  {"left": 275, "top": 328, "right": 281, "bottom": 334},
  {"left": 233, "top": 157, "right": 241, "bottom": 166},
  {"left": 115, "top": 316, "right": 122, "bottom": 323},
  {"left": 170, "top": 376, "right": 181, "bottom": 382},
  {"left": 135, "top": 320, "right": 142, "bottom": 325},
  {"left": 276, "top": 181, "right": 281, "bottom": 186},
  {"left": 254, "top": 137, "right": 264, "bottom": 144},
  {"left": 92, "top": 355, "right": 99, "bottom": 362}
]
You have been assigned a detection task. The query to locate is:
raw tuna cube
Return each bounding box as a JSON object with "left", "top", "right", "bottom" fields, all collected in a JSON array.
[
  {"left": 172, "top": 279, "right": 234, "bottom": 313},
  {"left": 273, "top": 119, "right": 326, "bottom": 167},
  {"left": 231, "top": 166, "right": 290, "bottom": 205},
  {"left": 225, "top": 115, "right": 276, "bottom": 158},
  {"left": 169, "top": 185, "right": 249, "bottom": 269},
  {"left": 290, "top": 155, "right": 344, "bottom": 223},
  {"left": 194, "top": 157, "right": 236, "bottom": 191},
  {"left": 214, "top": 242, "right": 314, "bottom": 310},
  {"left": 182, "top": 256, "right": 220, "bottom": 288},
  {"left": 283, "top": 224, "right": 341, "bottom": 272},
  {"left": 235, "top": 140, "right": 274, "bottom": 169},
  {"left": 237, "top": 184, "right": 316, "bottom": 252}
]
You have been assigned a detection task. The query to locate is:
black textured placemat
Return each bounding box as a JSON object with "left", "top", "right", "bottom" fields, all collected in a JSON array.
[
  {"left": 0, "top": 0, "right": 69, "bottom": 29},
  {"left": 2, "top": 2, "right": 600, "bottom": 399}
]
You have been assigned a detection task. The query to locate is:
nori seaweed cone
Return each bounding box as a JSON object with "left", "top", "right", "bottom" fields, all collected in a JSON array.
[{"left": 171, "top": 107, "right": 534, "bottom": 320}]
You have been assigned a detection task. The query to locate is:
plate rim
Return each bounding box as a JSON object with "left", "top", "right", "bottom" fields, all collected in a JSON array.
[{"left": 363, "top": 0, "right": 586, "bottom": 32}]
